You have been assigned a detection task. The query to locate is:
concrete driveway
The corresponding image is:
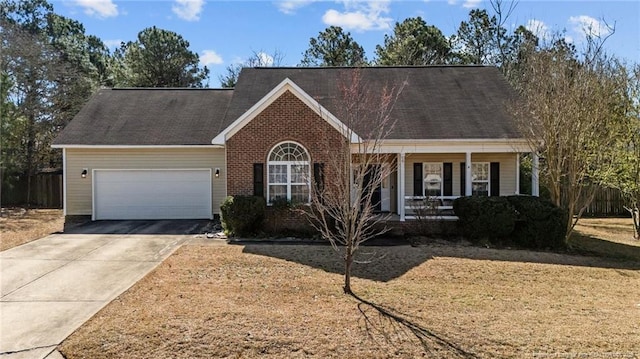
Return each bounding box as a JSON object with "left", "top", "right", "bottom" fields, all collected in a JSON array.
[{"left": 0, "top": 220, "right": 209, "bottom": 359}]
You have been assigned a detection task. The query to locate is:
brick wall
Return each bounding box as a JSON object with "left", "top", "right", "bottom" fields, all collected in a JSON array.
[{"left": 226, "top": 90, "right": 346, "bottom": 196}]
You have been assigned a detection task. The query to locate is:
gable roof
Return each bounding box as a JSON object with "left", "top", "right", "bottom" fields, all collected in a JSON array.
[
  {"left": 221, "top": 66, "right": 521, "bottom": 141},
  {"left": 53, "top": 66, "right": 522, "bottom": 147},
  {"left": 52, "top": 88, "right": 233, "bottom": 146},
  {"left": 211, "top": 78, "right": 361, "bottom": 145}
]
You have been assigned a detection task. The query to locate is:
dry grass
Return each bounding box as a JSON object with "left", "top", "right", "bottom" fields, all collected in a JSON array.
[
  {"left": 0, "top": 208, "right": 63, "bottom": 251},
  {"left": 574, "top": 217, "right": 639, "bottom": 244},
  {"left": 60, "top": 241, "right": 640, "bottom": 358},
  {"left": 571, "top": 217, "right": 640, "bottom": 261}
]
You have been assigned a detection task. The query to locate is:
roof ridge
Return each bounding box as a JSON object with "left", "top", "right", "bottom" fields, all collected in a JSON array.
[
  {"left": 250, "top": 65, "right": 492, "bottom": 70},
  {"left": 108, "top": 87, "right": 234, "bottom": 91}
]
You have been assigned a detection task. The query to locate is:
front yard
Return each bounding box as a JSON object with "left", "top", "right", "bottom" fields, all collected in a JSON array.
[
  {"left": 60, "top": 240, "right": 640, "bottom": 358},
  {"left": 1, "top": 211, "right": 637, "bottom": 357},
  {"left": 572, "top": 217, "right": 640, "bottom": 261},
  {"left": 0, "top": 208, "right": 63, "bottom": 251}
]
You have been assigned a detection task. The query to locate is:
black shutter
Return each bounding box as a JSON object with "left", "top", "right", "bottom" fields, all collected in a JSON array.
[
  {"left": 490, "top": 162, "right": 500, "bottom": 196},
  {"left": 460, "top": 162, "right": 466, "bottom": 196},
  {"left": 443, "top": 163, "right": 453, "bottom": 196},
  {"left": 313, "top": 163, "right": 324, "bottom": 193},
  {"left": 253, "top": 163, "right": 264, "bottom": 197},
  {"left": 413, "top": 163, "right": 423, "bottom": 196}
]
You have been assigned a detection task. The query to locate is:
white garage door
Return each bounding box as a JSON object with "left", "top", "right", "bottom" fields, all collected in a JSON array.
[{"left": 94, "top": 169, "right": 212, "bottom": 220}]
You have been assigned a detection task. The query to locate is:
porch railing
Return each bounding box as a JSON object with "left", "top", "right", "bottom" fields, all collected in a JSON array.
[{"left": 404, "top": 195, "right": 459, "bottom": 220}]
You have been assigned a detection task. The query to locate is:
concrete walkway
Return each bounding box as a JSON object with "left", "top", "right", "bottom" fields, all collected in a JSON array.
[{"left": 0, "top": 232, "right": 190, "bottom": 359}]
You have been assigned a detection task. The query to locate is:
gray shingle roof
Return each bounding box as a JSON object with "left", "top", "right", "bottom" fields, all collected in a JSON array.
[
  {"left": 53, "top": 66, "right": 521, "bottom": 146},
  {"left": 223, "top": 66, "right": 521, "bottom": 140},
  {"left": 52, "top": 88, "right": 234, "bottom": 146}
]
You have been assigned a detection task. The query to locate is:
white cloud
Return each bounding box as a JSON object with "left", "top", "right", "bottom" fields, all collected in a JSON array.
[
  {"left": 447, "top": 0, "right": 482, "bottom": 9},
  {"left": 322, "top": 0, "right": 392, "bottom": 32},
  {"left": 257, "top": 52, "right": 274, "bottom": 66},
  {"left": 525, "top": 19, "right": 551, "bottom": 41},
  {"left": 103, "top": 39, "right": 123, "bottom": 49},
  {"left": 73, "top": 0, "right": 118, "bottom": 18},
  {"left": 462, "top": 0, "right": 481, "bottom": 9},
  {"left": 172, "top": 0, "right": 205, "bottom": 22},
  {"left": 568, "top": 15, "right": 613, "bottom": 39},
  {"left": 200, "top": 50, "right": 224, "bottom": 66},
  {"left": 276, "top": 0, "right": 316, "bottom": 14}
]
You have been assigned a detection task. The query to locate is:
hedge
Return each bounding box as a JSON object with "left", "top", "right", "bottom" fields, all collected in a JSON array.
[
  {"left": 506, "top": 195, "right": 568, "bottom": 250},
  {"left": 453, "top": 195, "right": 567, "bottom": 250},
  {"left": 452, "top": 196, "right": 517, "bottom": 244},
  {"left": 220, "top": 195, "right": 266, "bottom": 236}
]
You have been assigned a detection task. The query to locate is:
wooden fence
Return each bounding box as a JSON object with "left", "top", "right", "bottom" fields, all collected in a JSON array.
[
  {"left": 582, "top": 187, "right": 628, "bottom": 217},
  {"left": 1, "top": 171, "right": 63, "bottom": 208}
]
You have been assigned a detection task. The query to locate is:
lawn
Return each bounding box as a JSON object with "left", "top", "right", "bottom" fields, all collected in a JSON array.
[
  {"left": 0, "top": 208, "right": 63, "bottom": 251},
  {"left": 60, "top": 239, "right": 640, "bottom": 358},
  {"left": 3, "top": 212, "right": 636, "bottom": 357},
  {"left": 571, "top": 217, "right": 640, "bottom": 261}
]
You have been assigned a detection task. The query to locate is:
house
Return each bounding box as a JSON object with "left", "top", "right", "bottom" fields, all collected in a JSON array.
[{"left": 52, "top": 66, "right": 539, "bottom": 224}]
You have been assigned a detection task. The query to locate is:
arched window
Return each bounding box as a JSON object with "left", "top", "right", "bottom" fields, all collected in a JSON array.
[{"left": 267, "top": 141, "right": 310, "bottom": 204}]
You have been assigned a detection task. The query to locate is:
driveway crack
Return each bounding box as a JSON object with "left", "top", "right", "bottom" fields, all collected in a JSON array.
[{"left": 0, "top": 344, "right": 57, "bottom": 356}]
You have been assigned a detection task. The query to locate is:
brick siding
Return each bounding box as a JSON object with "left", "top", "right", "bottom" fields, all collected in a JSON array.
[{"left": 226, "top": 90, "right": 345, "bottom": 196}]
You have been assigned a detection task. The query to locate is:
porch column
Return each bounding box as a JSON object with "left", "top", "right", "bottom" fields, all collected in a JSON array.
[
  {"left": 62, "top": 148, "right": 67, "bottom": 216},
  {"left": 398, "top": 152, "right": 406, "bottom": 221},
  {"left": 465, "top": 151, "right": 472, "bottom": 196},
  {"left": 532, "top": 152, "right": 540, "bottom": 197},
  {"left": 515, "top": 153, "right": 520, "bottom": 195}
]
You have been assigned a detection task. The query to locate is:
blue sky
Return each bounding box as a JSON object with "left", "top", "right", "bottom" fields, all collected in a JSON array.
[{"left": 55, "top": 0, "right": 639, "bottom": 86}]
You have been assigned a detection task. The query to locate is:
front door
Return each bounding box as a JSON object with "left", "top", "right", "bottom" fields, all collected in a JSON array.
[
  {"left": 380, "top": 164, "right": 391, "bottom": 212},
  {"left": 363, "top": 165, "right": 382, "bottom": 212}
]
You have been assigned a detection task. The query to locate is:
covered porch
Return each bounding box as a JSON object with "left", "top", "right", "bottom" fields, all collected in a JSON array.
[{"left": 371, "top": 141, "right": 540, "bottom": 221}]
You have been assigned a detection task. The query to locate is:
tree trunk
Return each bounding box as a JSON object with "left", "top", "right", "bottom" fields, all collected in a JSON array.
[
  {"left": 630, "top": 208, "right": 640, "bottom": 240},
  {"left": 343, "top": 245, "right": 353, "bottom": 295},
  {"left": 26, "top": 174, "right": 32, "bottom": 210},
  {"left": 24, "top": 89, "right": 37, "bottom": 211}
]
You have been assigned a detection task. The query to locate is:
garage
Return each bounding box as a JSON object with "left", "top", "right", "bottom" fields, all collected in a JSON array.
[{"left": 93, "top": 169, "right": 212, "bottom": 220}]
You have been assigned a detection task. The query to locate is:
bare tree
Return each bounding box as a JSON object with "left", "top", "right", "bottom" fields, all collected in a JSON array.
[
  {"left": 219, "top": 49, "right": 284, "bottom": 88},
  {"left": 511, "top": 32, "right": 630, "bottom": 240},
  {"left": 304, "top": 69, "right": 405, "bottom": 294},
  {"left": 489, "top": 0, "right": 518, "bottom": 62}
]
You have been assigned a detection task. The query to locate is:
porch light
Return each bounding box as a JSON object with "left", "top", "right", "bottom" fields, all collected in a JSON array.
[
  {"left": 81, "top": 169, "right": 88, "bottom": 178},
  {"left": 215, "top": 168, "right": 220, "bottom": 178}
]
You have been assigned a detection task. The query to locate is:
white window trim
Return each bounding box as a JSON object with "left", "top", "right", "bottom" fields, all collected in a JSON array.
[
  {"left": 266, "top": 141, "right": 311, "bottom": 204},
  {"left": 423, "top": 162, "right": 443, "bottom": 197},
  {"left": 471, "top": 162, "right": 491, "bottom": 196}
]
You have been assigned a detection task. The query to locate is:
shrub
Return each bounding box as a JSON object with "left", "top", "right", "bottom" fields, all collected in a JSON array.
[
  {"left": 262, "top": 199, "right": 316, "bottom": 237},
  {"left": 270, "top": 197, "right": 291, "bottom": 211},
  {"left": 454, "top": 195, "right": 568, "bottom": 250},
  {"left": 407, "top": 198, "right": 444, "bottom": 236},
  {"left": 453, "top": 196, "right": 517, "bottom": 244},
  {"left": 506, "top": 195, "right": 568, "bottom": 250},
  {"left": 220, "top": 195, "right": 266, "bottom": 236}
]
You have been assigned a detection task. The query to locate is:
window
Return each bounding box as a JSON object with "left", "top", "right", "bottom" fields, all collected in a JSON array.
[
  {"left": 267, "top": 142, "right": 310, "bottom": 204},
  {"left": 472, "top": 162, "right": 490, "bottom": 196},
  {"left": 423, "top": 163, "right": 442, "bottom": 197}
]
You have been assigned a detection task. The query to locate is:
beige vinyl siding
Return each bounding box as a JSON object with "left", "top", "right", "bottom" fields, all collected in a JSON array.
[
  {"left": 473, "top": 153, "right": 517, "bottom": 196},
  {"left": 65, "top": 148, "right": 226, "bottom": 216},
  {"left": 404, "top": 153, "right": 517, "bottom": 197}
]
